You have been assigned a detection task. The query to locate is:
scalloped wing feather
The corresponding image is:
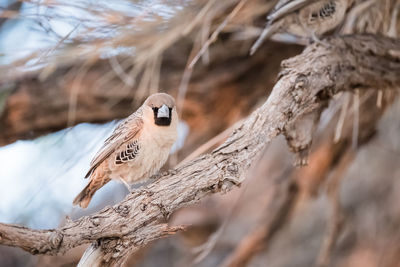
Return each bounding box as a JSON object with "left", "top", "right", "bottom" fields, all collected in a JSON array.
[{"left": 84, "top": 109, "right": 143, "bottom": 178}]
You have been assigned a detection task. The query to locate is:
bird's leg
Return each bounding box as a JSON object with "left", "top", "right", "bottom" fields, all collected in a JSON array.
[
  {"left": 310, "top": 30, "right": 321, "bottom": 43},
  {"left": 310, "top": 30, "right": 331, "bottom": 48},
  {"left": 150, "top": 172, "right": 164, "bottom": 180},
  {"left": 301, "top": 22, "right": 329, "bottom": 47},
  {"left": 119, "top": 177, "right": 133, "bottom": 192}
]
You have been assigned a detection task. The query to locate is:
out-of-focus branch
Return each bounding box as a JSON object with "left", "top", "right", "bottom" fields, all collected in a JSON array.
[
  {"left": 220, "top": 67, "right": 397, "bottom": 267},
  {"left": 0, "top": 1, "right": 22, "bottom": 28},
  {"left": 0, "top": 41, "right": 299, "bottom": 146},
  {"left": 220, "top": 143, "right": 351, "bottom": 267},
  {"left": 220, "top": 83, "right": 396, "bottom": 267},
  {"left": 317, "top": 150, "right": 355, "bottom": 267},
  {"left": 220, "top": 173, "right": 299, "bottom": 267},
  {"left": 0, "top": 35, "right": 398, "bottom": 266}
]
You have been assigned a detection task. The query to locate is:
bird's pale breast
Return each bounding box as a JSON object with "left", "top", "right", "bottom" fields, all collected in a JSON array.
[{"left": 107, "top": 118, "right": 177, "bottom": 184}]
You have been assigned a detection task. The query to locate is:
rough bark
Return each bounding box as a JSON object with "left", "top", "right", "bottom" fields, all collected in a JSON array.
[
  {"left": 219, "top": 85, "right": 395, "bottom": 267},
  {"left": 0, "top": 35, "right": 399, "bottom": 265}
]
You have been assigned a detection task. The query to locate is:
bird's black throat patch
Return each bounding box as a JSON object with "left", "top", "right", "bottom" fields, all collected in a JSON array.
[{"left": 153, "top": 107, "right": 172, "bottom": 126}]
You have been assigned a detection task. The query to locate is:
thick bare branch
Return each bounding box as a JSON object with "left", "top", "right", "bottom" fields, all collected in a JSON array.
[
  {"left": 77, "top": 224, "right": 186, "bottom": 267},
  {"left": 0, "top": 35, "right": 399, "bottom": 264}
]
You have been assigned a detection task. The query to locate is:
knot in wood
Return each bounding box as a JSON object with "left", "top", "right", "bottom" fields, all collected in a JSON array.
[
  {"left": 115, "top": 205, "right": 130, "bottom": 216},
  {"left": 102, "top": 238, "right": 118, "bottom": 249},
  {"left": 91, "top": 217, "right": 101, "bottom": 226},
  {"left": 49, "top": 231, "right": 63, "bottom": 248},
  {"left": 292, "top": 75, "right": 309, "bottom": 103},
  {"left": 315, "top": 88, "right": 331, "bottom": 101},
  {"left": 294, "top": 75, "right": 308, "bottom": 90},
  {"left": 221, "top": 180, "right": 234, "bottom": 193},
  {"left": 156, "top": 203, "right": 170, "bottom": 219},
  {"left": 208, "top": 183, "right": 218, "bottom": 192},
  {"left": 226, "top": 162, "right": 239, "bottom": 174},
  {"left": 114, "top": 240, "right": 125, "bottom": 251},
  {"left": 220, "top": 177, "right": 241, "bottom": 193},
  {"left": 143, "top": 189, "right": 154, "bottom": 197},
  {"left": 140, "top": 203, "right": 147, "bottom": 211},
  {"left": 285, "top": 110, "right": 294, "bottom": 120}
]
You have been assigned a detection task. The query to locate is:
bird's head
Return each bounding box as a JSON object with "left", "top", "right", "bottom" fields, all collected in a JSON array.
[{"left": 143, "top": 93, "right": 177, "bottom": 127}]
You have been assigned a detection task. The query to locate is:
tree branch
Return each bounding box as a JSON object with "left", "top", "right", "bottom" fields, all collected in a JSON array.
[
  {"left": 220, "top": 86, "right": 393, "bottom": 266},
  {"left": 0, "top": 35, "right": 399, "bottom": 265}
]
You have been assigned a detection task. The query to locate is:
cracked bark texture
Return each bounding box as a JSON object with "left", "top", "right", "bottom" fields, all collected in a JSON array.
[
  {"left": 0, "top": 35, "right": 399, "bottom": 266},
  {"left": 220, "top": 90, "right": 391, "bottom": 267}
]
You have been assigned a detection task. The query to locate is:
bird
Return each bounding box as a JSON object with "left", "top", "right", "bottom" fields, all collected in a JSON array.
[
  {"left": 250, "top": 0, "right": 351, "bottom": 55},
  {"left": 73, "top": 92, "right": 178, "bottom": 208}
]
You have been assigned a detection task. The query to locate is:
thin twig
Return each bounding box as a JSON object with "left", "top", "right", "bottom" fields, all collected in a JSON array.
[
  {"left": 67, "top": 64, "right": 90, "bottom": 127},
  {"left": 387, "top": 0, "right": 400, "bottom": 38},
  {"left": 189, "top": 0, "right": 248, "bottom": 69},
  {"left": 109, "top": 56, "right": 135, "bottom": 87},
  {"left": 352, "top": 90, "right": 360, "bottom": 150},
  {"left": 377, "top": 90, "right": 383, "bottom": 108},
  {"left": 334, "top": 93, "right": 351, "bottom": 143}
]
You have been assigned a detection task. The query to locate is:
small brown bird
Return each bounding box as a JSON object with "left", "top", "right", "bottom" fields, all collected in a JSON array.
[
  {"left": 250, "top": 0, "right": 350, "bottom": 54},
  {"left": 73, "top": 93, "right": 178, "bottom": 208}
]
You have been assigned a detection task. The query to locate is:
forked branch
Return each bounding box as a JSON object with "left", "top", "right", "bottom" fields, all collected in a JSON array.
[{"left": 0, "top": 35, "right": 399, "bottom": 265}]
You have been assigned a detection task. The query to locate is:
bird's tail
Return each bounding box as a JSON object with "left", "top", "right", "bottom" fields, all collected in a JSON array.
[{"left": 73, "top": 174, "right": 110, "bottom": 208}]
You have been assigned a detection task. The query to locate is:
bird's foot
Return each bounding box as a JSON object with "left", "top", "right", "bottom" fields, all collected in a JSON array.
[
  {"left": 310, "top": 32, "right": 330, "bottom": 48},
  {"left": 150, "top": 172, "right": 166, "bottom": 181}
]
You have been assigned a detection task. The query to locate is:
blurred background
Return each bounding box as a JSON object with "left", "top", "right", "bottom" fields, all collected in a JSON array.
[{"left": 0, "top": 0, "right": 399, "bottom": 266}]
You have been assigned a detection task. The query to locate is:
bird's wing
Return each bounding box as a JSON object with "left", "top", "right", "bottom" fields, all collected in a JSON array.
[
  {"left": 84, "top": 109, "right": 143, "bottom": 178},
  {"left": 250, "top": 0, "right": 317, "bottom": 55}
]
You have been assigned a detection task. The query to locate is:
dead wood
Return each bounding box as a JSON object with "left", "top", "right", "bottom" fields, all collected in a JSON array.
[
  {"left": 0, "top": 35, "right": 399, "bottom": 266},
  {"left": 221, "top": 87, "right": 395, "bottom": 267}
]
